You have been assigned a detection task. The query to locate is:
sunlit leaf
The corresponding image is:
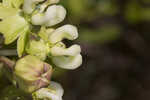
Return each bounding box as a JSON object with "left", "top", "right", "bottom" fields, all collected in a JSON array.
[
  {"left": 17, "top": 26, "right": 29, "bottom": 57},
  {"left": 0, "top": 15, "right": 28, "bottom": 44},
  {"left": 0, "top": 4, "right": 19, "bottom": 19}
]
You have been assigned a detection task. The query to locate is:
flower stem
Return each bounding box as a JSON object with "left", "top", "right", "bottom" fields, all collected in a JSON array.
[
  {"left": 0, "top": 56, "right": 15, "bottom": 70},
  {"left": 0, "top": 49, "right": 17, "bottom": 56}
]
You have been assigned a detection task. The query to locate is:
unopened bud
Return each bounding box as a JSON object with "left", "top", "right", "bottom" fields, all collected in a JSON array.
[
  {"left": 26, "top": 39, "right": 50, "bottom": 60},
  {"left": 14, "top": 55, "right": 53, "bottom": 93}
]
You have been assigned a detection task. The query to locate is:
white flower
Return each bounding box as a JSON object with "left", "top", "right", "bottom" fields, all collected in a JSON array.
[
  {"left": 52, "top": 54, "right": 82, "bottom": 70},
  {"left": 51, "top": 44, "right": 81, "bottom": 56},
  {"left": 31, "top": 5, "right": 66, "bottom": 26},
  {"left": 48, "top": 25, "right": 82, "bottom": 70},
  {"left": 49, "top": 24, "right": 78, "bottom": 44}
]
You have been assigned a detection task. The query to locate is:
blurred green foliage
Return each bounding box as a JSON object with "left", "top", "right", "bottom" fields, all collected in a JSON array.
[{"left": 0, "top": 86, "right": 29, "bottom": 100}]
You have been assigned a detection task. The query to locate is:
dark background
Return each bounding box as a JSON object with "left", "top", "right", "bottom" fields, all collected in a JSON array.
[{"left": 59, "top": 0, "right": 150, "bottom": 100}]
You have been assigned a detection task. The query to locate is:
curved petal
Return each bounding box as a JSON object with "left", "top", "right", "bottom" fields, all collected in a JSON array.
[
  {"left": 51, "top": 44, "right": 81, "bottom": 56},
  {"left": 49, "top": 25, "right": 78, "bottom": 44},
  {"left": 31, "top": 5, "right": 66, "bottom": 26},
  {"left": 52, "top": 54, "right": 82, "bottom": 70}
]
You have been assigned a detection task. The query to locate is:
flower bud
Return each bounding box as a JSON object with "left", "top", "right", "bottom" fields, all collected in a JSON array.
[
  {"left": 38, "top": 27, "right": 55, "bottom": 42},
  {"left": 32, "top": 81, "right": 64, "bottom": 100},
  {"left": 49, "top": 25, "right": 78, "bottom": 44},
  {"left": 14, "top": 55, "right": 53, "bottom": 93},
  {"left": 31, "top": 5, "right": 66, "bottom": 26},
  {"left": 26, "top": 39, "right": 50, "bottom": 60}
]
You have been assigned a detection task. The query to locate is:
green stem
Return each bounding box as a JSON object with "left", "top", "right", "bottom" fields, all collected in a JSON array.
[
  {"left": 0, "top": 50, "right": 17, "bottom": 56},
  {"left": 0, "top": 56, "right": 15, "bottom": 71},
  {"left": 0, "top": 56, "right": 16, "bottom": 85}
]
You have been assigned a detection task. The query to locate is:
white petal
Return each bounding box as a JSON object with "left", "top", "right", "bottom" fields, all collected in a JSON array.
[
  {"left": 45, "top": 5, "right": 66, "bottom": 26},
  {"left": 49, "top": 25, "right": 78, "bottom": 44},
  {"left": 49, "top": 81, "right": 64, "bottom": 97},
  {"left": 51, "top": 44, "right": 81, "bottom": 56},
  {"left": 31, "top": 13, "right": 46, "bottom": 25},
  {"left": 52, "top": 54, "right": 82, "bottom": 70},
  {"left": 31, "top": 5, "right": 66, "bottom": 26}
]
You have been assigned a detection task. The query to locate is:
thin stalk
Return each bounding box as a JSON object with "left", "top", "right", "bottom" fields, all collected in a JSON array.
[
  {"left": 0, "top": 56, "right": 15, "bottom": 70},
  {"left": 0, "top": 50, "right": 17, "bottom": 56}
]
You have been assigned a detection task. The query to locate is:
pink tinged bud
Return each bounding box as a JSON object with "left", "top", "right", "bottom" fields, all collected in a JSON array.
[{"left": 14, "top": 55, "right": 53, "bottom": 93}]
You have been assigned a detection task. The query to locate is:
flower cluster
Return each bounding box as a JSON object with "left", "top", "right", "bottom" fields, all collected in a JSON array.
[{"left": 0, "top": 0, "right": 82, "bottom": 100}]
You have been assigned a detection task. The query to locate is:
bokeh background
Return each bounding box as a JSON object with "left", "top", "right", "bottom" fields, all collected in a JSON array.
[
  {"left": 1, "top": 0, "right": 150, "bottom": 100},
  {"left": 59, "top": 0, "right": 150, "bottom": 100}
]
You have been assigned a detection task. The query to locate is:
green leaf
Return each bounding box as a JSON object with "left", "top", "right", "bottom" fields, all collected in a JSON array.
[
  {"left": 17, "top": 26, "right": 29, "bottom": 57},
  {"left": 0, "top": 85, "right": 28, "bottom": 100},
  {"left": 0, "top": 15, "right": 28, "bottom": 44},
  {"left": 0, "top": 4, "right": 19, "bottom": 19}
]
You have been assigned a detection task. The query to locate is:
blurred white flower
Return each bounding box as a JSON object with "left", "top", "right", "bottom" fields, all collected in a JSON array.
[{"left": 32, "top": 81, "right": 64, "bottom": 100}]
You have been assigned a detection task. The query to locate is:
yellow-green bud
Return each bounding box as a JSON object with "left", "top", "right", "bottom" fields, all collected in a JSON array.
[
  {"left": 14, "top": 55, "right": 53, "bottom": 93},
  {"left": 26, "top": 39, "right": 50, "bottom": 60}
]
